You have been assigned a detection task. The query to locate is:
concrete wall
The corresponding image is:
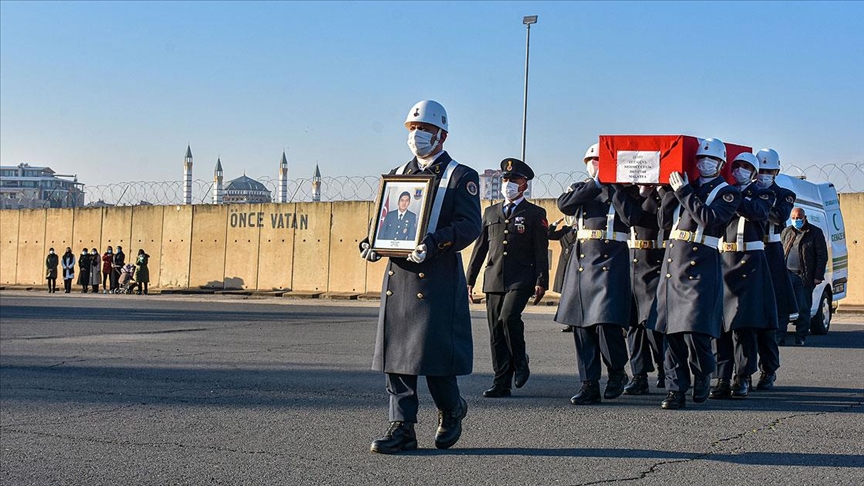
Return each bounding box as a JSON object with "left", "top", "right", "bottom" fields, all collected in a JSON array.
[{"left": 1, "top": 193, "right": 861, "bottom": 305}]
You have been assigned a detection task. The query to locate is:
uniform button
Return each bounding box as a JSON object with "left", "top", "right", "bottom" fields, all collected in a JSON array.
[
  {"left": 502, "top": 240, "right": 508, "bottom": 245},
  {"left": 417, "top": 292, "right": 424, "bottom": 299},
  {"left": 386, "top": 290, "right": 393, "bottom": 296},
  {"left": 504, "top": 230, "right": 509, "bottom": 234},
  {"left": 667, "top": 258, "right": 673, "bottom": 263},
  {"left": 742, "top": 274, "right": 747, "bottom": 279},
  {"left": 503, "top": 252, "right": 508, "bottom": 256},
  {"left": 688, "top": 276, "right": 694, "bottom": 280},
  {"left": 388, "top": 270, "right": 394, "bottom": 276},
  {"left": 604, "top": 239, "right": 610, "bottom": 244},
  {"left": 580, "top": 254, "right": 585, "bottom": 258},
  {"left": 666, "top": 273, "right": 671, "bottom": 278},
  {"left": 418, "top": 273, "right": 425, "bottom": 278},
  {"left": 670, "top": 243, "right": 675, "bottom": 248},
  {"left": 603, "top": 254, "right": 608, "bottom": 258},
  {"left": 579, "top": 267, "right": 584, "bottom": 272},
  {"left": 693, "top": 246, "right": 698, "bottom": 251},
  {"left": 505, "top": 219, "right": 510, "bottom": 224},
  {"left": 690, "top": 261, "right": 696, "bottom": 266},
  {"left": 633, "top": 258, "right": 638, "bottom": 263},
  {"left": 602, "top": 266, "right": 608, "bottom": 271}
]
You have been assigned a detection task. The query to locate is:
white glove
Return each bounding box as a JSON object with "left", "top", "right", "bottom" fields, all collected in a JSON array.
[
  {"left": 360, "top": 242, "right": 381, "bottom": 262},
  {"left": 406, "top": 244, "right": 428, "bottom": 264},
  {"left": 669, "top": 171, "right": 689, "bottom": 191}
]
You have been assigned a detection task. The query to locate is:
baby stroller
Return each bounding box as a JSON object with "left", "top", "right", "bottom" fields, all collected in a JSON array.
[{"left": 117, "top": 264, "right": 138, "bottom": 294}]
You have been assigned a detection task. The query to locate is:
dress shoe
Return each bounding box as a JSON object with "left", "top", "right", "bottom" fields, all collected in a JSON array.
[
  {"left": 656, "top": 371, "right": 666, "bottom": 389},
  {"left": 604, "top": 372, "right": 628, "bottom": 399},
  {"left": 709, "top": 379, "right": 731, "bottom": 399},
  {"left": 731, "top": 376, "right": 750, "bottom": 397},
  {"left": 561, "top": 326, "right": 573, "bottom": 333},
  {"left": 755, "top": 372, "right": 776, "bottom": 391},
  {"left": 623, "top": 374, "right": 649, "bottom": 395},
  {"left": 794, "top": 337, "right": 806, "bottom": 346},
  {"left": 692, "top": 375, "right": 711, "bottom": 403},
  {"left": 435, "top": 397, "right": 467, "bottom": 449},
  {"left": 661, "top": 391, "right": 686, "bottom": 409},
  {"left": 482, "top": 386, "right": 511, "bottom": 398},
  {"left": 370, "top": 421, "right": 417, "bottom": 454},
  {"left": 514, "top": 355, "right": 530, "bottom": 388},
  {"left": 570, "top": 380, "right": 601, "bottom": 405}
]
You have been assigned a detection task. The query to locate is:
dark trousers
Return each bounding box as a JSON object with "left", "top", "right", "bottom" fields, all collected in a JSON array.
[
  {"left": 385, "top": 373, "right": 460, "bottom": 423},
  {"left": 486, "top": 290, "right": 533, "bottom": 388},
  {"left": 573, "top": 323, "right": 627, "bottom": 382},
  {"left": 47, "top": 278, "right": 57, "bottom": 292},
  {"left": 102, "top": 271, "right": 110, "bottom": 289},
  {"left": 782, "top": 271, "right": 813, "bottom": 339},
  {"left": 63, "top": 278, "right": 72, "bottom": 293},
  {"left": 756, "top": 328, "right": 780, "bottom": 374},
  {"left": 715, "top": 328, "right": 758, "bottom": 380},
  {"left": 110, "top": 268, "right": 120, "bottom": 291},
  {"left": 665, "top": 332, "right": 715, "bottom": 392},
  {"left": 627, "top": 324, "right": 665, "bottom": 376}
]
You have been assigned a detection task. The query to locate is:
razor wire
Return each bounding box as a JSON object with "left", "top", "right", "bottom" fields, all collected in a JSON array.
[{"left": 53, "top": 162, "right": 864, "bottom": 207}]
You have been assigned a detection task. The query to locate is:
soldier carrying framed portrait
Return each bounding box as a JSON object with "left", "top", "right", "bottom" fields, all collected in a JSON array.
[{"left": 368, "top": 174, "right": 436, "bottom": 257}]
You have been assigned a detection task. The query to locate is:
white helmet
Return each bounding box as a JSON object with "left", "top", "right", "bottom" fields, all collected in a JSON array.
[
  {"left": 695, "top": 138, "right": 726, "bottom": 164},
  {"left": 583, "top": 142, "right": 600, "bottom": 163},
  {"left": 756, "top": 148, "right": 781, "bottom": 171},
  {"left": 404, "top": 100, "right": 448, "bottom": 132},
  {"left": 732, "top": 152, "right": 759, "bottom": 171}
]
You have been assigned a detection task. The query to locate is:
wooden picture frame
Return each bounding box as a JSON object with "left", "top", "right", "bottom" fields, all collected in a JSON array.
[{"left": 369, "top": 174, "right": 436, "bottom": 257}]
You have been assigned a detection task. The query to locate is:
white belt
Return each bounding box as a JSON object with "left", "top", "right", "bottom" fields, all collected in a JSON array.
[
  {"left": 669, "top": 230, "right": 721, "bottom": 249},
  {"left": 720, "top": 241, "right": 765, "bottom": 252},
  {"left": 577, "top": 229, "right": 629, "bottom": 242},
  {"left": 764, "top": 233, "right": 781, "bottom": 243}
]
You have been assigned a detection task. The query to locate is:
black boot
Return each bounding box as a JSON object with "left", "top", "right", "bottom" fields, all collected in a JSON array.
[
  {"left": 570, "top": 380, "right": 601, "bottom": 405},
  {"left": 435, "top": 397, "right": 467, "bottom": 450},
  {"left": 709, "top": 379, "right": 731, "bottom": 399},
  {"left": 755, "top": 372, "right": 776, "bottom": 391},
  {"left": 604, "top": 371, "right": 628, "bottom": 399},
  {"left": 370, "top": 421, "right": 417, "bottom": 454},
  {"left": 692, "top": 375, "right": 711, "bottom": 403},
  {"left": 623, "top": 374, "right": 650, "bottom": 395},
  {"left": 661, "top": 391, "right": 686, "bottom": 409},
  {"left": 731, "top": 376, "right": 751, "bottom": 397}
]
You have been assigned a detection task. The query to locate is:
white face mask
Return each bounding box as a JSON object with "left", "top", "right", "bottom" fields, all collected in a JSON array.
[
  {"left": 732, "top": 167, "right": 753, "bottom": 185},
  {"left": 756, "top": 174, "right": 774, "bottom": 188},
  {"left": 696, "top": 158, "right": 720, "bottom": 177},
  {"left": 501, "top": 181, "right": 522, "bottom": 201},
  {"left": 586, "top": 160, "right": 599, "bottom": 178},
  {"left": 407, "top": 129, "right": 438, "bottom": 158},
  {"left": 49, "top": 250, "right": 55, "bottom": 255}
]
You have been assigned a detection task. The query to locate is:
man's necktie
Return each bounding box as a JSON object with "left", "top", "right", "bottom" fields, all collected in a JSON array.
[{"left": 504, "top": 204, "right": 513, "bottom": 218}]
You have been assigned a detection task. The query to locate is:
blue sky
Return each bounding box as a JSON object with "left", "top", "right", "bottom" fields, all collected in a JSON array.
[{"left": 1, "top": 1, "right": 862, "bottom": 188}]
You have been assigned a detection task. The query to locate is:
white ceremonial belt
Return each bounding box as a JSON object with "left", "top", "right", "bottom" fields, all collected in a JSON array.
[
  {"left": 720, "top": 241, "right": 766, "bottom": 252},
  {"left": 577, "top": 229, "right": 629, "bottom": 242},
  {"left": 764, "top": 234, "right": 782, "bottom": 243},
  {"left": 628, "top": 239, "right": 657, "bottom": 250},
  {"left": 669, "top": 230, "right": 721, "bottom": 249}
]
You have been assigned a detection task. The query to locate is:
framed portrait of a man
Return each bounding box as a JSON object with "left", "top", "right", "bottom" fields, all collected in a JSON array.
[{"left": 369, "top": 174, "right": 436, "bottom": 257}]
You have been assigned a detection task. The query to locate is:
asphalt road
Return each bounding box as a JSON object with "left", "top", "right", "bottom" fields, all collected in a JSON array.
[{"left": 1, "top": 291, "right": 863, "bottom": 485}]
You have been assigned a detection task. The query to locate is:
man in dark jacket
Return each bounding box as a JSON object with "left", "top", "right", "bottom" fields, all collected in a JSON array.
[
  {"left": 360, "top": 100, "right": 482, "bottom": 454},
  {"left": 780, "top": 208, "right": 828, "bottom": 346},
  {"left": 467, "top": 158, "right": 549, "bottom": 398},
  {"left": 112, "top": 246, "right": 126, "bottom": 293}
]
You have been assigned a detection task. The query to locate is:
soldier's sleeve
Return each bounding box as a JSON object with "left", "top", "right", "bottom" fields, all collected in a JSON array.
[
  {"left": 466, "top": 210, "right": 491, "bottom": 287},
  {"left": 676, "top": 184, "right": 740, "bottom": 227},
  {"left": 422, "top": 166, "right": 483, "bottom": 260},
  {"left": 658, "top": 189, "right": 679, "bottom": 230},
  {"left": 533, "top": 206, "right": 550, "bottom": 289},
  {"left": 548, "top": 223, "right": 568, "bottom": 240},
  {"left": 737, "top": 188, "right": 773, "bottom": 222},
  {"left": 557, "top": 180, "right": 602, "bottom": 216},
  {"left": 769, "top": 189, "right": 795, "bottom": 226},
  {"left": 609, "top": 185, "right": 646, "bottom": 228}
]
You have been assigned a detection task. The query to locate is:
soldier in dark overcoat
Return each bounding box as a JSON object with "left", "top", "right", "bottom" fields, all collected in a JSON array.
[
  {"left": 752, "top": 148, "right": 796, "bottom": 390},
  {"left": 647, "top": 138, "right": 740, "bottom": 410},
  {"left": 467, "top": 158, "right": 549, "bottom": 398},
  {"left": 611, "top": 185, "right": 667, "bottom": 395},
  {"left": 360, "top": 100, "right": 481, "bottom": 455},
  {"left": 710, "top": 153, "right": 778, "bottom": 400},
  {"left": 548, "top": 216, "right": 578, "bottom": 333},
  {"left": 554, "top": 143, "right": 636, "bottom": 405}
]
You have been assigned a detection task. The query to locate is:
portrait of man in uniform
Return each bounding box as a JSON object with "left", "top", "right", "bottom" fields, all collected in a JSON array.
[
  {"left": 379, "top": 191, "right": 419, "bottom": 241},
  {"left": 370, "top": 175, "right": 435, "bottom": 254}
]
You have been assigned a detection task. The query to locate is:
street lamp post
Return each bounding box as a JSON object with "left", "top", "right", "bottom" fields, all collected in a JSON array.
[{"left": 521, "top": 15, "right": 537, "bottom": 163}]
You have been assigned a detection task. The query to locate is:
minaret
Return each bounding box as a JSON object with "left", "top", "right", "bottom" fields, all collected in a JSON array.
[
  {"left": 312, "top": 164, "right": 322, "bottom": 202},
  {"left": 183, "top": 145, "right": 193, "bottom": 205},
  {"left": 278, "top": 150, "right": 289, "bottom": 203},
  {"left": 213, "top": 157, "right": 224, "bottom": 204}
]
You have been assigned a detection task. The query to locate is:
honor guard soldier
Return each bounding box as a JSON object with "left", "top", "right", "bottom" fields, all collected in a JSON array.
[
  {"left": 647, "top": 138, "right": 740, "bottom": 410},
  {"left": 555, "top": 143, "right": 636, "bottom": 405},
  {"left": 467, "top": 158, "right": 549, "bottom": 398},
  {"left": 754, "top": 148, "right": 797, "bottom": 389},
  {"left": 710, "top": 152, "right": 778, "bottom": 399},
  {"left": 611, "top": 184, "right": 667, "bottom": 394},
  {"left": 360, "top": 100, "right": 482, "bottom": 454}
]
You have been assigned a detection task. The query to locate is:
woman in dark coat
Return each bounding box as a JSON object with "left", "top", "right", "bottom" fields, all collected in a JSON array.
[
  {"left": 89, "top": 248, "right": 101, "bottom": 293},
  {"left": 134, "top": 249, "right": 150, "bottom": 295},
  {"left": 101, "top": 247, "right": 113, "bottom": 294},
  {"left": 77, "top": 248, "right": 91, "bottom": 293},
  {"left": 45, "top": 248, "right": 59, "bottom": 293}
]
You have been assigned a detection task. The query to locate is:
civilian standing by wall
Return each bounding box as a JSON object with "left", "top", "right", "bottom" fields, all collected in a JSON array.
[
  {"left": 111, "top": 246, "right": 125, "bottom": 293},
  {"left": 61, "top": 247, "right": 75, "bottom": 294},
  {"left": 101, "top": 246, "right": 113, "bottom": 294},
  {"left": 89, "top": 248, "right": 101, "bottom": 293},
  {"left": 77, "top": 248, "right": 91, "bottom": 293},
  {"left": 45, "top": 248, "right": 59, "bottom": 293},
  {"left": 134, "top": 249, "right": 150, "bottom": 295}
]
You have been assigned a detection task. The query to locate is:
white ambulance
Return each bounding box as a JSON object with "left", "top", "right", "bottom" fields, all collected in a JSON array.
[{"left": 776, "top": 174, "right": 848, "bottom": 335}]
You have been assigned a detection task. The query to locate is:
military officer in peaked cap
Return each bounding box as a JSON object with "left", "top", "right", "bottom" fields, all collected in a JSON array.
[
  {"left": 647, "top": 138, "right": 740, "bottom": 409},
  {"left": 360, "top": 100, "right": 482, "bottom": 454},
  {"left": 467, "top": 158, "right": 549, "bottom": 398},
  {"left": 555, "top": 143, "right": 636, "bottom": 405},
  {"left": 710, "top": 152, "right": 778, "bottom": 400}
]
